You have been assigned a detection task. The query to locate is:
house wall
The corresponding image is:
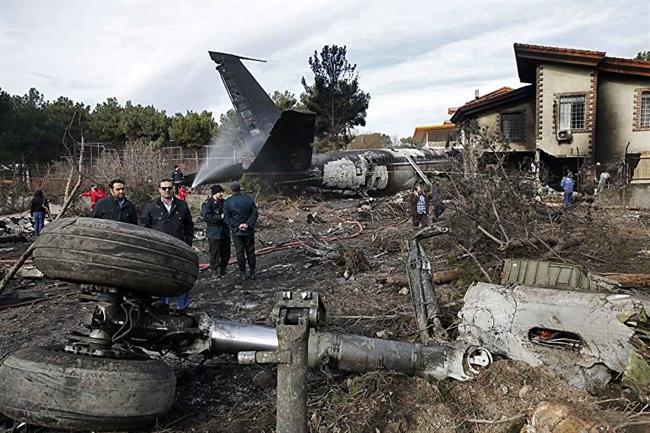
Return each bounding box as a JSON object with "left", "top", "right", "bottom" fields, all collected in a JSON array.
[
  {"left": 596, "top": 76, "right": 650, "bottom": 162},
  {"left": 538, "top": 63, "right": 596, "bottom": 158},
  {"left": 474, "top": 98, "right": 536, "bottom": 152}
]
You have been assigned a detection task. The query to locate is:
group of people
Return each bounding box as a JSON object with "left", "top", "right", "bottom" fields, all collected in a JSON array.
[
  {"left": 86, "top": 177, "right": 257, "bottom": 310},
  {"left": 201, "top": 181, "right": 258, "bottom": 281}
]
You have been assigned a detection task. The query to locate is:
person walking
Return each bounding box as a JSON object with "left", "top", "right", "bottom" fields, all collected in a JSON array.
[
  {"left": 171, "top": 165, "right": 184, "bottom": 192},
  {"left": 81, "top": 184, "right": 107, "bottom": 211},
  {"left": 597, "top": 171, "right": 610, "bottom": 194},
  {"left": 410, "top": 184, "right": 430, "bottom": 229},
  {"left": 30, "top": 190, "right": 50, "bottom": 236},
  {"left": 201, "top": 184, "right": 230, "bottom": 278},
  {"left": 560, "top": 171, "right": 575, "bottom": 208},
  {"left": 139, "top": 179, "right": 194, "bottom": 310},
  {"left": 92, "top": 179, "right": 138, "bottom": 224},
  {"left": 223, "top": 181, "right": 258, "bottom": 281}
]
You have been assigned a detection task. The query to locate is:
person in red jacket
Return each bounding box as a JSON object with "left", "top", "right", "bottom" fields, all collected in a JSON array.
[
  {"left": 81, "top": 185, "right": 107, "bottom": 211},
  {"left": 177, "top": 185, "right": 188, "bottom": 201}
]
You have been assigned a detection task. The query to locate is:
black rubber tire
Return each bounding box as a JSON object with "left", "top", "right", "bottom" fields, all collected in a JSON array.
[
  {"left": 0, "top": 347, "right": 176, "bottom": 431},
  {"left": 33, "top": 217, "right": 198, "bottom": 297}
]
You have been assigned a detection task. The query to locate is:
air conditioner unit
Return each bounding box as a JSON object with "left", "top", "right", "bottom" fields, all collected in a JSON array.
[{"left": 557, "top": 129, "right": 573, "bottom": 143}]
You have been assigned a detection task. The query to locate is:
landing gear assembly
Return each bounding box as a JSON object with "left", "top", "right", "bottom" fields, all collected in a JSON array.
[{"left": 0, "top": 218, "right": 492, "bottom": 431}]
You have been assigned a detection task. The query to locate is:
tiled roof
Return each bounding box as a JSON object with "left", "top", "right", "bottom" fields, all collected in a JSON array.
[
  {"left": 514, "top": 43, "right": 605, "bottom": 59},
  {"left": 460, "top": 87, "right": 513, "bottom": 110},
  {"left": 514, "top": 43, "right": 650, "bottom": 80},
  {"left": 414, "top": 123, "right": 457, "bottom": 132},
  {"left": 449, "top": 85, "right": 534, "bottom": 123},
  {"left": 600, "top": 56, "right": 650, "bottom": 77}
]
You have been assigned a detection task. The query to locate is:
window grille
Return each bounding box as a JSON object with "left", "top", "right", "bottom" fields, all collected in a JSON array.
[
  {"left": 559, "top": 95, "right": 585, "bottom": 130},
  {"left": 501, "top": 112, "right": 523, "bottom": 141},
  {"left": 641, "top": 92, "right": 650, "bottom": 128}
]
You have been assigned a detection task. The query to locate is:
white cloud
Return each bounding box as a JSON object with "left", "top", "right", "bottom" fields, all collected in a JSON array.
[{"left": 1, "top": 0, "right": 648, "bottom": 138}]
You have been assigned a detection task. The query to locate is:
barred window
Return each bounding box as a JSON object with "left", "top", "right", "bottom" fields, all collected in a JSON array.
[
  {"left": 559, "top": 95, "right": 585, "bottom": 130},
  {"left": 501, "top": 112, "right": 523, "bottom": 141},
  {"left": 641, "top": 91, "right": 650, "bottom": 128}
]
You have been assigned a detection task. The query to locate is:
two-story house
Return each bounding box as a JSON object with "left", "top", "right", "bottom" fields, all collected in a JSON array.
[{"left": 450, "top": 43, "right": 650, "bottom": 184}]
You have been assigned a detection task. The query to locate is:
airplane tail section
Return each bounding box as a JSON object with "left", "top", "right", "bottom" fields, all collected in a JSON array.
[
  {"left": 209, "top": 51, "right": 281, "bottom": 153},
  {"left": 248, "top": 109, "right": 315, "bottom": 174},
  {"left": 209, "top": 51, "right": 315, "bottom": 175}
]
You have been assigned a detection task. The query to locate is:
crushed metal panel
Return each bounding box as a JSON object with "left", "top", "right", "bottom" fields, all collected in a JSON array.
[
  {"left": 501, "top": 258, "right": 621, "bottom": 292},
  {"left": 457, "top": 282, "right": 650, "bottom": 387}
]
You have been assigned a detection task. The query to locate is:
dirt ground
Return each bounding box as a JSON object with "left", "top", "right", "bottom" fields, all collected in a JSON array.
[{"left": 1, "top": 194, "right": 649, "bottom": 433}]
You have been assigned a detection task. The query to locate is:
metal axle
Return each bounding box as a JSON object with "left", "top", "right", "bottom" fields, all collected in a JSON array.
[{"left": 208, "top": 320, "right": 490, "bottom": 381}]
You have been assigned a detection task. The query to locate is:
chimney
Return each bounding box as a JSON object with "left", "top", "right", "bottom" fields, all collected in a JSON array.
[{"left": 474, "top": 89, "right": 480, "bottom": 100}]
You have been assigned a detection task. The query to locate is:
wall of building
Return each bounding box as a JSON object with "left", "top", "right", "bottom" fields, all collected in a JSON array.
[
  {"left": 538, "top": 63, "right": 596, "bottom": 158},
  {"left": 596, "top": 76, "right": 650, "bottom": 162},
  {"left": 474, "top": 98, "right": 535, "bottom": 152},
  {"left": 595, "top": 184, "right": 650, "bottom": 209}
]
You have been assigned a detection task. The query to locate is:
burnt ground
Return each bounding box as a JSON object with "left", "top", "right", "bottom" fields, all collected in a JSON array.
[{"left": 1, "top": 195, "right": 650, "bottom": 433}]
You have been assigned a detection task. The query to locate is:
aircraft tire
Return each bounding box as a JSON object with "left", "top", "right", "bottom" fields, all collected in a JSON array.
[
  {"left": 0, "top": 346, "right": 176, "bottom": 431},
  {"left": 31, "top": 217, "right": 198, "bottom": 297}
]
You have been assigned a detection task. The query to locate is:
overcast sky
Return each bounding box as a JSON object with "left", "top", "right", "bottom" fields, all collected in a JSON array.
[{"left": 1, "top": 0, "right": 649, "bottom": 138}]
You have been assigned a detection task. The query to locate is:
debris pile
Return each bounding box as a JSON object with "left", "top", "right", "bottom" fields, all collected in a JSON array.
[
  {"left": 0, "top": 215, "right": 33, "bottom": 243},
  {"left": 0, "top": 190, "right": 648, "bottom": 433}
]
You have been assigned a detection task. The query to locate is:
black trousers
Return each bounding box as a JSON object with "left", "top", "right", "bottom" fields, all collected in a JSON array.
[
  {"left": 209, "top": 238, "right": 231, "bottom": 272},
  {"left": 232, "top": 234, "right": 256, "bottom": 272},
  {"left": 412, "top": 214, "right": 428, "bottom": 229}
]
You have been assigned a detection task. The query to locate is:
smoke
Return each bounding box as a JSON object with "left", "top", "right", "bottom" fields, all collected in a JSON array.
[{"left": 190, "top": 120, "right": 266, "bottom": 188}]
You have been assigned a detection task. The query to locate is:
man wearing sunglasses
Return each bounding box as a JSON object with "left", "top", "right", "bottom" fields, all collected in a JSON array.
[
  {"left": 139, "top": 179, "right": 195, "bottom": 310},
  {"left": 91, "top": 178, "right": 138, "bottom": 224}
]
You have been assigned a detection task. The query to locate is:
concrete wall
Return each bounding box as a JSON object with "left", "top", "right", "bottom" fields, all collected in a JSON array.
[
  {"left": 595, "top": 184, "right": 650, "bottom": 209},
  {"left": 475, "top": 98, "right": 536, "bottom": 152},
  {"left": 596, "top": 76, "right": 650, "bottom": 162},
  {"left": 538, "top": 63, "right": 595, "bottom": 158}
]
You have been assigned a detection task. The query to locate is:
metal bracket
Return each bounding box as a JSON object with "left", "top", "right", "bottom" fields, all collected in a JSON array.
[{"left": 237, "top": 291, "right": 326, "bottom": 433}]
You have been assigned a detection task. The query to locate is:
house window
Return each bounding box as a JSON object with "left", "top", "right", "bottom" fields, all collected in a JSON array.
[
  {"left": 641, "top": 91, "right": 650, "bottom": 128},
  {"left": 501, "top": 112, "right": 523, "bottom": 141},
  {"left": 559, "top": 95, "right": 585, "bottom": 130}
]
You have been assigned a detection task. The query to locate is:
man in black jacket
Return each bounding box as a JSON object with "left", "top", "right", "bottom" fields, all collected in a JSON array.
[
  {"left": 139, "top": 178, "right": 194, "bottom": 309},
  {"left": 223, "top": 181, "right": 258, "bottom": 281},
  {"left": 92, "top": 178, "right": 138, "bottom": 224},
  {"left": 201, "top": 184, "right": 230, "bottom": 277}
]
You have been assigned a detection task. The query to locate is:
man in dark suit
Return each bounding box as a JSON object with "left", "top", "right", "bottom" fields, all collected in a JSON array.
[{"left": 139, "top": 178, "right": 194, "bottom": 310}]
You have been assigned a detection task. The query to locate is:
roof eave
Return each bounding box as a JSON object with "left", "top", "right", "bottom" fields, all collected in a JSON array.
[
  {"left": 451, "top": 85, "right": 534, "bottom": 123},
  {"left": 600, "top": 58, "right": 650, "bottom": 78},
  {"left": 514, "top": 43, "right": 604, "bottom": 82}
]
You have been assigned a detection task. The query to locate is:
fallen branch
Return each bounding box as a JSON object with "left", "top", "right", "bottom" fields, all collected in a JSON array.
[
  {"left": 0, "top": 244, "right": 36, "bottom": 295},
  {"left": 385, "top": 269, "right": 460, "bottom": 287},
  {"left": 534, "top": 234, "right": 569, "bottom": 264},
  {"left": 465, "top": 412, "right": 526, "bottom": 425},
  {"left": 600, "top": 273, "right": 650, "bottom": 288},
  {"left": 477, "top": 225, "right": 507, "bottom": 250},
  {"left": 56, "top": 135, "right": 85, "bottom": 221},
  {"left": 457, "top": 245, "right": 493, "bottom": 283}
]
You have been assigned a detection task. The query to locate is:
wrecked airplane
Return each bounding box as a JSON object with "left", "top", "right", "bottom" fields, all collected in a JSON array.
[{"left": 189, "top": 52, "right": 453, "bottom": 195}]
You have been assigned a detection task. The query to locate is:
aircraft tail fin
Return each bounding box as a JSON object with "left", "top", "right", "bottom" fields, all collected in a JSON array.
[
  {"left": 209, "top": 51, "right": 281, "bottom": 153},
  {"left": 248, "top": 110, "right": 316, "bottom": 174}
]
